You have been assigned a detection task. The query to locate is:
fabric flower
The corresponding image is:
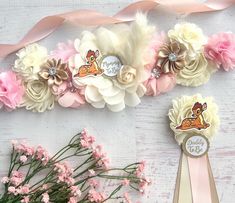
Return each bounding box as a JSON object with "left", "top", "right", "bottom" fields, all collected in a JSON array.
[
  {"left": 117, "top": 65, "right": 137, "bottom": 85},
  {"left": 52, "top": 65, "right": 85, "bottom": 108},
  {"left": 143, "top": 33, "right": 176, "bottom": 96},
  {"left": 156, "top": 40, "right": 187, "bottom": 73},
  {"left": 39, "top": 59, "right": 68, "bottom": 86},
  {"left": 20, "top": 80, "right": 55, "bottom": 112},
  {"left": 0, "top": 71, "right": 24, "bottom": 110},
  {"left": 71, "top": 13, "right": 154, "bottom": 112},
  {"left": 176, "top": 53, "right": 216, "bottom": 87},
  {"left": 50, "top": 40, "right": 77, "bottom": 63},
  {"left": 204, "top": 32, "right": 235, "bottom": 71},
  {"left": 168, "top": 94, "right": 220, "bottom": 145},
  {"left": 168, "top": 23, "right": 206, "bottom": 57},
  {"left": 13, "top": 44, "right": 48, "bottom": 81}
]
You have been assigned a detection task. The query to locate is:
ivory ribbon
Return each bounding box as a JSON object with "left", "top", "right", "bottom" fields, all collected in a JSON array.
[
  {"left": 174, "top": 152, "right": 219, "bottom": 203},
  {"left": 0, "top": 0, "right": 235, "bottom": 58}
]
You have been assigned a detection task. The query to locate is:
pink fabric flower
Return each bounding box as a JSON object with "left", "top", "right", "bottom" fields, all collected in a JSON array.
[
  {"left": 52, "top": 65, "right": 85, "bottom": 108},
  {"left": 143, "top": 33, "right": 176, "bottom": 96},
  {"left": 0, "top": 71, "right": 24, "bottom": 110},
  {"left": 50, "top": 40, "right": 77, "bottom": 63},
  {"left": 204, "top": 32, "right": 235, "bottom": 71}
]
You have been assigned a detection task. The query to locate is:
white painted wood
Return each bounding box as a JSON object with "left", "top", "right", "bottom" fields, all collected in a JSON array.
[{"left": 0, "top": 1, "right": 235, "bottom": 202}]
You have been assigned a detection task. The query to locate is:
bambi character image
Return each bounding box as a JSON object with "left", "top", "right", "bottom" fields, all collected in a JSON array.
[
  {"left": 176, "top": 102, "right": 210, "bottom": 130},
  {"left": 74, "top": 50, "right": 104, "bottom": 78}
]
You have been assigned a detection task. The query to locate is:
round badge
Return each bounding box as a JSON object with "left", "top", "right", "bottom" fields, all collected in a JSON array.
[
  {"left": 182, "top": 134, "right": 209, "bottom": 158},
  {"left": 100, "top": 55, "right": 122, "bottom": 77}
]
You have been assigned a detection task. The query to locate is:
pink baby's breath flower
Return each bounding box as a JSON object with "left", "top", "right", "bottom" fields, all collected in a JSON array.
[
  {"left": 20, "top": 155, "right": 28, "bottom": 163},
  {"left": 18, "top": 184, "right": 30, "bottom": 194},
  {"left": 88, "top": 190, "right": 106, "bottom": 203},
  {"left": 54, "top": 162, "right": 74, "bottom": 185},
  {"left": 80, "top": 131, "right": 95, "bottom": 148},
  {"left": 124, "top": 192, "right": 132, "bottom": 203},
  {"left": 88, "top": 169, "right": 95, "bottom": 176},
  {"left": 1, "top": 176, "right": 9, "bottom": 184},
  {"left": 21, "top": 196, "right": 30, "bottom": 203},
  {"left": 88, "top": 179, "right": 99, "bottom": 188},
  {"left": 204, "top": 32, "right": 235, "bottom": 71},
  {"left": 68, "top": 196, "right": 77, "bottom": 203},
  {"left": 14, "top": 142, "right": 34, "bottom": 156},
  {"left": 35, "top": 145, "right": 49, "bottom": 165},
  {"left": 42, "top": 192, "right": 50, "bottom": 203},
  {"left": 10, "top": 171, "right": 24, "bottom": 186},
  {"left": 8, "top": 186, "right": 17, "bottom": 195},
  {"left": 70, "top": 185, "right": 81, "bottom": 197},
  {"left": 136, "top": 161, "right": 146, "bottom": 177},
  {"left": 121, "top": 178, "right": 130, "bottom": 186},
  {"left": 11, "top": 140, "right": 18, "bottom": 147},
  {"left": 92, "top": 145, "right": 104, "bottom": 159}
]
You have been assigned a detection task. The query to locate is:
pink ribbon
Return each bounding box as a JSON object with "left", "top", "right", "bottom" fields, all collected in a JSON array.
[
  {"left": 0, "top": 0, "right": 234, "bottom": 58},
  {"left": 187, "top": 155, "right": 212, "bottom": 203}
]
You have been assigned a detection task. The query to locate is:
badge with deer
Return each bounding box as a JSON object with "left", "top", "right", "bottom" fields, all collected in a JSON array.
[
  {"left": 176, "top": 102, "right": 210, "bottom": 131},
  {"left": 74, "top": 50, "right": 104, "bottom": 78}
]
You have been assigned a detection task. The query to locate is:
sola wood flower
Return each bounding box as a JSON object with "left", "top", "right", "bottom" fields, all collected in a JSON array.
[
  {"left": 156, "top": 41, "right": 187, "bottom": 74},
  {"left": 39, "top": 59, "right": 68, "bottom": 86},
  {"left": 0, "top": 130, "right": 150, "bottom": 203}
]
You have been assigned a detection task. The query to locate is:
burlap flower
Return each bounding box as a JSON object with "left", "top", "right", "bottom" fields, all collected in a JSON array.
[
  {"left": 156, "top": 41, "right": 187, "bottom": 74},
  {"left": 39, "top": 59, "right": 68, "bottom": 86}
]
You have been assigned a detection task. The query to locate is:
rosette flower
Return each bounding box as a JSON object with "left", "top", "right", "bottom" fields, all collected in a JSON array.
[
  {"left": 13, "top": 44, "right": 48, "bottom": 81},
  {"left": 70, "top": 14, "right": 155, "bottom": 112},
  {"left": 176, "top": 53, "right": 216, "bottom": 87},
  {"left": 168, "top": 94, "right": 220, "bottom": 145},
  {"left": 204, "top": 32, "right": 235, "bottom": 71},
  {"left": 0, "top": 71, "right": 24, "bottom": 110},
  {"left": 20, "top": 80, "right": 55, "bottom": 112}
]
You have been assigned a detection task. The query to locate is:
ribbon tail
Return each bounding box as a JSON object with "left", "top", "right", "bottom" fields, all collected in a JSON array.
[
  {"left": 207, "top": 154, "right": 220, "bottom": 203},
  {"left": 187, "top": 155, "right": 212, "bottom": 203},
  {"left": 173, "top": 152, "right": 193, "bottom": 203}
]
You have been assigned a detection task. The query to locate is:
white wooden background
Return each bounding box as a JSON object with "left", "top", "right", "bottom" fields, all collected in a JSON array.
[{"left": 0, "top": 1, "right": 235, "bottom": 202}]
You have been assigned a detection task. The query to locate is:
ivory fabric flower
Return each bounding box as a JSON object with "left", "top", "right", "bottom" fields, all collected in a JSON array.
[
  {"left": 168, "top": 94, "right": 220, "bottom": 145},
  {"left": 168, "top": 23, "right": 206, "bottom": 57},
  {"left": 71, "top": 13, "right": 154, "bottom": 112},
  {"left": 176, "top": 53, "right": 216, "bottom": 87},
  {"left": 20, "top": 80, "right": 55, "bottom": 112},
  {"left": 156, "top": 41, "right": 187, "bottom": 73},
  {"left": 0, "top": 71, "right": 24, "bottom": 110},
  {"left": 39, "top": 59, "right": 68, "bottom": 86},
  {"left": 204, "top": 32, "right": 235, "bottom": 71},
  {"left": 13, "top": 44, "right": 48, "bottom": 81}
]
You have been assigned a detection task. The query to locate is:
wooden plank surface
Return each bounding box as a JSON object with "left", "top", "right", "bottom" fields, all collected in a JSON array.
[{"left": 0, "top": 1, "right": 235, "bottom": 202}]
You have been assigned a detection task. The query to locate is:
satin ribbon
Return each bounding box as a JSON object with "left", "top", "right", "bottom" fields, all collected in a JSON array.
[
  {"left": 174, "top": 152, "right": 219, "bottom": 203},
  {"left": 0, "top": 0, "right": 234, "bottom": 58}
]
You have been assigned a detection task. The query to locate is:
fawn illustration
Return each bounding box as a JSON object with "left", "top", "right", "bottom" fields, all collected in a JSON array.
[
  {"left": 74, "top": 50, "right": 104, "bottom": 78},
  {"left": 176, "top": 102, "right": 210, "bottom": 130}
]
